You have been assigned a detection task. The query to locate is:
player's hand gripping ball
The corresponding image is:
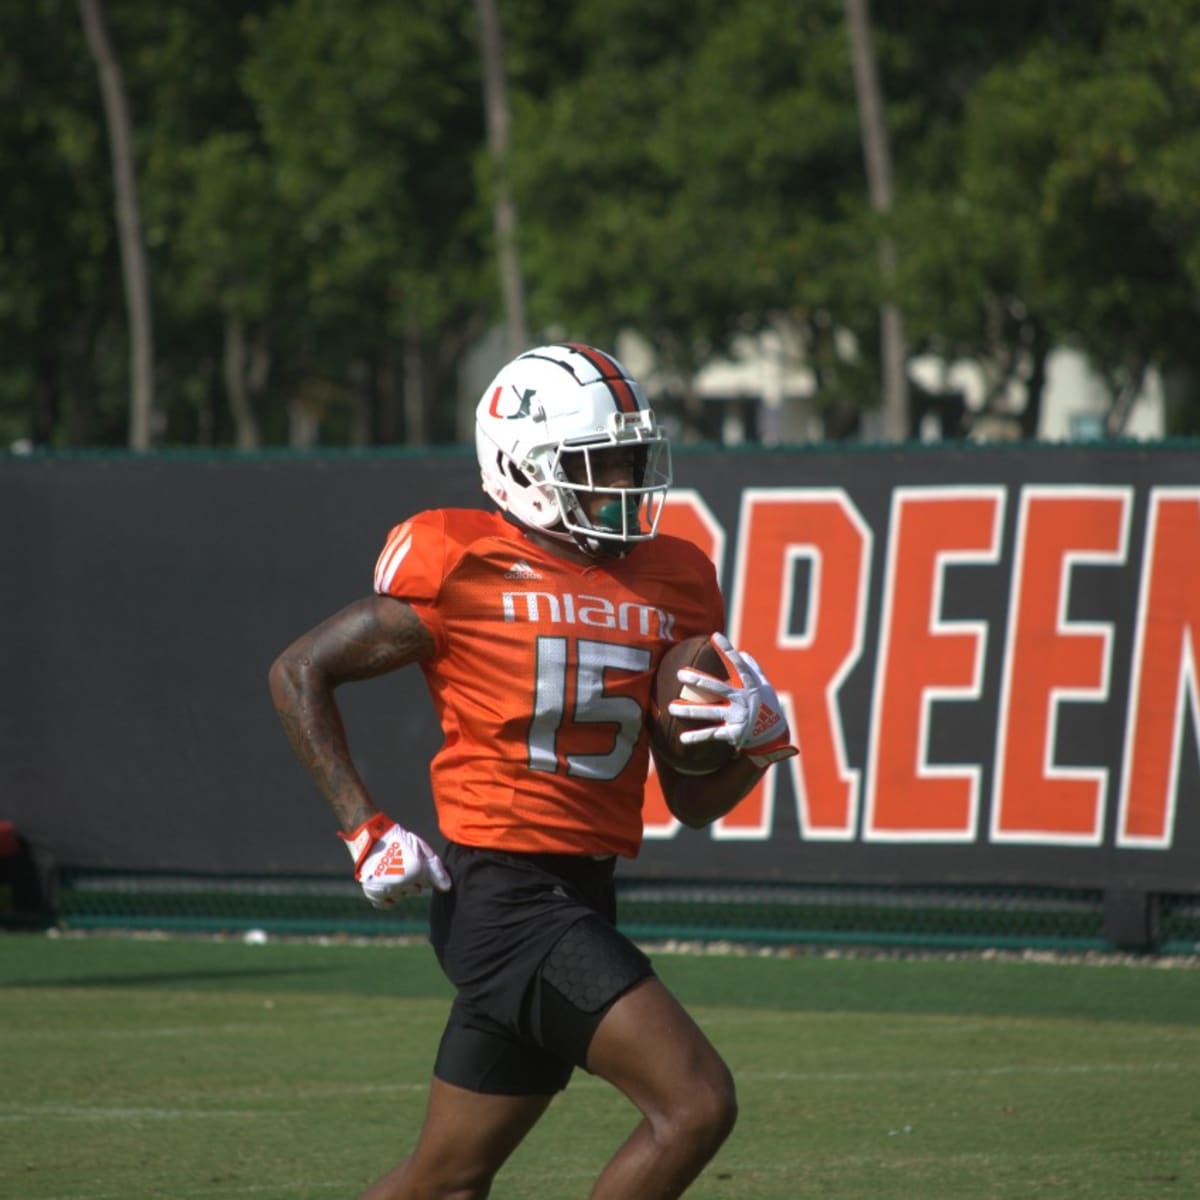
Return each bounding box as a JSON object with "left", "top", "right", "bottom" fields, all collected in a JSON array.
[
  {"left": 653, "top": 633, "right": 800, "bottom": 774},
  {"left": 649, "top": 635, "right": 738, "bottom": 775}
]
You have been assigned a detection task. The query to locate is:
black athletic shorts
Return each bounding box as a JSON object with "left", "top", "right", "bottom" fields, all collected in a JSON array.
[{"left": 428, "top": 842, "right": 654, "bottom": 1095}]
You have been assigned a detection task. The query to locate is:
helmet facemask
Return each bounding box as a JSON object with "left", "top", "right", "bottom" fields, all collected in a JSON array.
[{"left": 550, "top": 416, "right": 671, "bottom": 556}]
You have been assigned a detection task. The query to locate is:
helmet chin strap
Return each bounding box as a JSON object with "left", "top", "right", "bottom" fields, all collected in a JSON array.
[
  {"left": 571, "top": 529, "right": 630, "bottom": 559},
  {"left": 501, "top": 483, "right": 642, "bottom": 559}
]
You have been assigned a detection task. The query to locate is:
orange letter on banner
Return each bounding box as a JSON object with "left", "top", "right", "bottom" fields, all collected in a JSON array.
[
  {"left": 865, "top": 488, "right": 1004, "bottom": 840},
  {"left": 991, "top": 488, "right": 1130, "bottom": 844},
  {"left": 722, "top": 489, "right": 870, "bottom": 840},
  {"left": 642, "top": 491, "right": 726, "bottom": 839},
  {"left": 1118, "top": 490, "right": 1200, "bottom": 847}
]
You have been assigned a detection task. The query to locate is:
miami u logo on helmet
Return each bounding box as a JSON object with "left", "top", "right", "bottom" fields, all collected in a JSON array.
[{"left": 487, "top": 385, "right": 538, "bottom": 420}]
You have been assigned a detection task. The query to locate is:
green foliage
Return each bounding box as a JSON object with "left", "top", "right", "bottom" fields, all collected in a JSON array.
[
  {"left": 0, "top": 0, "right": 125, "bottom": 446},
  {"left": 897, "top": 0, "right": 1200, "bottom": 430},
  {"left": 511, "top": 0, "right": 865, "bottom": 347},
  {"left": 3, "top": 0, "right": 1200, "bottom": 446},
  {"left": 244, "top": 0, "right": 486, "bottom": 331}
]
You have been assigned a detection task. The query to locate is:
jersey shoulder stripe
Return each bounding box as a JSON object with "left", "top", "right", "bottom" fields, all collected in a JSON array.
[
  {"left": 374, "top": 524, "right": 414, "bottom": 593},
  {"left": 374, "top": 508, "right": 510, "bottom": 601}
]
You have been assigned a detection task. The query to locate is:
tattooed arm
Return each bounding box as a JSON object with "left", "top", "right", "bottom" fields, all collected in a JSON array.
[{"left": 268, "top": 595, "right": 435, "bottom": 833}]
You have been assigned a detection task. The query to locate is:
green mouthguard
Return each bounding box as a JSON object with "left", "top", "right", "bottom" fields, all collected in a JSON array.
[{"left": 595, "top": 498, "right": 640, "bottom": 533}]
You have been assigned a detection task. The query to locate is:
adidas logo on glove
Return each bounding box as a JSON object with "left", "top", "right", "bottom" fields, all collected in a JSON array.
[
  {"left": 751, "top": 702, "right": 782, "bottom": 739},
  {"left": 339, "top": 813, "right": 452, "bottom": 909},
  {"left": 372, "top": 840, "right": 409, "bottom": 879}
]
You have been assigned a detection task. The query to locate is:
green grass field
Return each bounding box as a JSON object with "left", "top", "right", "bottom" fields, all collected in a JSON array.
[{"left": 2, "top": 932, "right": 1198, "bottom": 1199}]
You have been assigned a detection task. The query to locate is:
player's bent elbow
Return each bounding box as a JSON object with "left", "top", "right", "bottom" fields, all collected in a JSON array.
[{"left": 267, "top": 649, "right": 308, "bottom": 711}]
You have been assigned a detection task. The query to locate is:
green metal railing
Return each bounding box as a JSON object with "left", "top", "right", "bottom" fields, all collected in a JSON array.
[{"left": 51, "top": 868, "right": 1200, "bottom": 955}]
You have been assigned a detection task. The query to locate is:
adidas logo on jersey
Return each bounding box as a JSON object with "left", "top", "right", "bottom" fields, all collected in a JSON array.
[{"left": 503, "top": 559, "right": 543, "bottom": 581}]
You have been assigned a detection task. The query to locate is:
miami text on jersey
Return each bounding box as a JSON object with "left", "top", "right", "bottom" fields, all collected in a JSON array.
[{"left": 502, "top": 590, "right": 677, "bottom": 639}]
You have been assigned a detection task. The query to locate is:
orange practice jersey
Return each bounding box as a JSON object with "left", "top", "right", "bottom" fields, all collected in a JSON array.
[{"left": 373, "top": 508, "right": 725, "bottom": 857}]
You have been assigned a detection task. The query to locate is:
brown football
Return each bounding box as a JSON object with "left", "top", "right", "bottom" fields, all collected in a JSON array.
[{"left": 649, "top": 634, "right": 736, "bottom": 775}]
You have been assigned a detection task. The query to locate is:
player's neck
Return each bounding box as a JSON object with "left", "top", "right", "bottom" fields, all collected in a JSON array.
[
  {"left": 520, "top": 525, "right": 594, "bottom": 565},
  {"left": 504, "top": 513, "right": 622, "bottom": 568}
]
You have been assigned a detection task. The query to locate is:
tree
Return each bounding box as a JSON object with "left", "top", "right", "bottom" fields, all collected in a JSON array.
[
  {"left": 126, "top": 1, "right": 295, "bottom": 448},
  {"left": 510, "top": 0, "right": 876, "bottom": 437},
  {"left": 243, "top": 0, "right": 492, "bottom": 446},
  {"left": 0, "top": 1, "right": 126, "bottom": 448},
  {"left": 79, "top": 0, "right": 155, "bottom": 449},
  {"left": 165, "top": 133, "right": 301, "bottom": 448},
  {"left": 845, "top": 0, "right": 908, "bottom": 439},
  {"left": 892, "top": 0, "right": 1200, "bottom": 438},
  {"left": 7, "top": 0, "right": 1199, "bottom": 449},
  {"left": 477, "top": 0, "right": 528, "bottom": 356}
]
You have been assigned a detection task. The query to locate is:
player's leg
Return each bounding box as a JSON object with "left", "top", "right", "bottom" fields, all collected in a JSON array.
[
  {"left": 584, "top": 975, "right": 738, "bottom": 1200},
  {"left": 529, "top": 912, "right": 736, "bottom": 1198},
  {"left": 357, "top": 1077, "right": 551, "bottom": 1200},
  {"left": 359, "top": 994, "right": 570, "bottom": 1200}
]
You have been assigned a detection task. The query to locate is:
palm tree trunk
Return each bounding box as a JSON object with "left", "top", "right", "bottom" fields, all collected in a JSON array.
[
  {"left": 222, "top": 313, "right": 262, "bottom": 449},
  {"left": 477, "top": 0, "right": 528, "bottom": 355},
  {"left": 845, "top": 0, "right": 908, "bottom": 441},
  {"left": 403, "top": 324, "right": 428, "bottom": 445},
  {"left": 79, "top": 0, "right": 155, "bottom": 449}
]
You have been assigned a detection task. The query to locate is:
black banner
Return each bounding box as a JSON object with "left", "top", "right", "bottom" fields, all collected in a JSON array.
[{"left": 3, "top": 446, "right": 1198, "bottom": 890}]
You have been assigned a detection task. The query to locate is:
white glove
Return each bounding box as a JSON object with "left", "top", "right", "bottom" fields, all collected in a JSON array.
[
  {"left": 339, "top": 813, "right": 452, "bottom": 909},
  {"left": 667, "top": 632, "right": 798, "bottom": 768}
]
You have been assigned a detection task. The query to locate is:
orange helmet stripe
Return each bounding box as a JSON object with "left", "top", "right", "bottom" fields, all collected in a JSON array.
[{"left": 564, "top": 342, "right": 640, "bottom": 414}]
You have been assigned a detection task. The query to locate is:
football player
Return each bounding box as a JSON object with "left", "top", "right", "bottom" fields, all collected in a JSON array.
[{"left": 269, "top": 342, "right": 797, "bottom": 1200}]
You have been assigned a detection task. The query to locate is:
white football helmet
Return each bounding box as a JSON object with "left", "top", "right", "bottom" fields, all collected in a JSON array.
[{"left": 475, "top": 343, "right": 672, "bottom": 557}]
